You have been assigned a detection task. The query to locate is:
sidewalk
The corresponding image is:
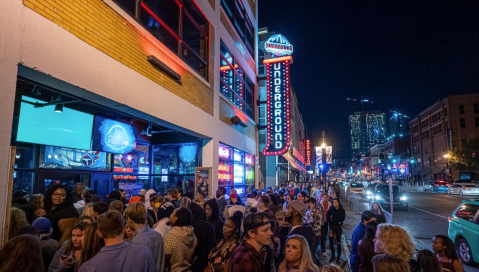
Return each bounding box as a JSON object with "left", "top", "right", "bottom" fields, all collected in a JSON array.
[{"left": 315, "top": 194, "right": 361, "bottom": 271}]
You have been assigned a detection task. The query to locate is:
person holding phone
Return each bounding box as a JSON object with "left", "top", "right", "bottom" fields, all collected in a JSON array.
[{"left": 49, "top": 222, "right": 88, "bottom": 272}]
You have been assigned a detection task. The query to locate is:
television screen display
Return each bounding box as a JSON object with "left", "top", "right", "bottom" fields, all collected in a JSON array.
[
  {"left": 39, "top": 146, "right": 111, "bottom": 171},
  {"left": 16, "top": 96, "right": 94, "bottom": 150},
  {"left": 92, "top": 116, "right": 137, "bottom": 154}
]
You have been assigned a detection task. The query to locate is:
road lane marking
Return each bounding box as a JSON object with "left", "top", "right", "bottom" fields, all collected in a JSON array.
[{"left": 409, "top": 206, "right": 448, "bottom": 219}]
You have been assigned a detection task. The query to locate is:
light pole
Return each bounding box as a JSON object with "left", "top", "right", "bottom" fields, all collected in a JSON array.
[
  {"left": 444, "top": 154, "right": 450, "bottom": 182},
  {"left": 321, "top": 141, "right": 327, "bottom": 189}
]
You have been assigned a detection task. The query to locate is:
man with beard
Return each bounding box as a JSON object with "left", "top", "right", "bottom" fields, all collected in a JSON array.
[{"left": 278, "top": 200, "right": 315, "bottom": 263}]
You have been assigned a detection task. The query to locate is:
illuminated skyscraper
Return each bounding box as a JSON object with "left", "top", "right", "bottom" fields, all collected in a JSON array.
[
  {"left": 388, "top": 110, "right": 411, "bottom": 139},
  {"left": 350, "top": 111, "right": 387, "bottom": 157}
]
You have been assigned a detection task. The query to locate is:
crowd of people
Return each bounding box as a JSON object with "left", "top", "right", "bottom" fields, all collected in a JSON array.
[{"left": 0, "top": 180, "right": 466, "bottom": 272}]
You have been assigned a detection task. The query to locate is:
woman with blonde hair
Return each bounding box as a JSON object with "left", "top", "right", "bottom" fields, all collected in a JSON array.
[
  {"left": 374, "top": 224, "right": 422, "bottom": 272},
  {"left": 278, "top": 235, "right": 318, "bottom": 272},
  {"left": 320, "top": 264, "right": 343, "bottom": 272},
  {"left": 82, "top": 203, "right": 95, "bottom": 220},
  {"left": 372, "top": 254, "right": 410, "bottom": 272},
  {"left": 9, "top": 206, "right": 29, "bottom": 239},
  {"left": 30, "top": 193, "right": 46, "bottom": 219}
]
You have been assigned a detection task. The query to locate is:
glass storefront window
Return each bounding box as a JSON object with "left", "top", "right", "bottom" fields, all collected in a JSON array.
[
  {"left": 13, "top": 171, "right": 34, "bottom": 195},
  {"left": 152, "top": 175, "right": 195, "bottom": 195},
  {"left": 15, "top": 146, "right": 35, "bottom": 169},
  {"left": 218, "top": 143, "right": 254, "bottom": 195},
  {"left": 115, "top": 177, "right": 150, "bottom": 199},
  {"left": 113, "top": 144, "right": 149, "bottom": 175}
]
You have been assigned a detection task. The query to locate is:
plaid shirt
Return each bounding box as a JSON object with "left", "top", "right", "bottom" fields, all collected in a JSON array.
[{"left": 228, "top": 240, "right": 265, "bottom": 272}]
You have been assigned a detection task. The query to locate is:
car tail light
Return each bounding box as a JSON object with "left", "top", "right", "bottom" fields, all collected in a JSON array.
[
  {"left": 448, "top": 217, "right": 452, "bottom": 222},
  {"left": 465, "top": 187, "right": 470, "bottom": 190}
]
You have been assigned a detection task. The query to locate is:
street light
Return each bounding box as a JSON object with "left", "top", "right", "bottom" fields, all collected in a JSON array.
[
  {"left": 444, "top": 154, "right": 450, "bottom": 158},
  {"left": 321, "top": 142, "right": 326, "bottom": 149}
]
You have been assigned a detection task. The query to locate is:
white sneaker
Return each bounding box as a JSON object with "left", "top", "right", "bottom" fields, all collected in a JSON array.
[{"left": 322, "top": 252, "right": 327, "bottom": 257}]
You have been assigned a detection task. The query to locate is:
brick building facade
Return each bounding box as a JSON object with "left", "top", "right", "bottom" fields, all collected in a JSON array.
[
  {"left": 0, "top": 0, "right": 258, "bottom": 244},
  {"left": 410, "top": 93, "right": 479, "bottom": 181}
]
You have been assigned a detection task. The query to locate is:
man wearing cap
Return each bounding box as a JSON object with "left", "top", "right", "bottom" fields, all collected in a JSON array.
[
  {"left": 350, "top": 211, "right": 377, "bottom": 272},
  {"left": 279, "top": 200, "right": 315, "bottom": 263},
  {"left": 229, "top": 193, "right": 242, "bottom": 206},
  {"left": 32, "top": 217, "right": 58, "bottom": 270},
  {"left": 229, "top": 213, "right": 274, "bottom": 272}
]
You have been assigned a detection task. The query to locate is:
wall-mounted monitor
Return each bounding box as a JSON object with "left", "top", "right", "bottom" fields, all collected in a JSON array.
[
  {"left": 16, "top": 96, "right": 94, "bottom": 150},
  {"left": 91, "top": 116, "right": 137, "bottom": 154}
]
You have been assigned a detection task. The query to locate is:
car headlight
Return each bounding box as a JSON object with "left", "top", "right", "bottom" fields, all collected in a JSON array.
[
  {"left": 400, "top": 196, "right": 407, "bottom": 201},
  {"left": 375, "top": 195, "right": 381, "bottom": 200},
  {"left": 366, "top": 190, "right": 372, "bottom": 195}
]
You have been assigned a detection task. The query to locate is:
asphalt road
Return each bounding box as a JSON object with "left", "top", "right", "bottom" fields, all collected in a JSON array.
[{"left": 390, "top": 186, "right": 479, "bottom": 272}]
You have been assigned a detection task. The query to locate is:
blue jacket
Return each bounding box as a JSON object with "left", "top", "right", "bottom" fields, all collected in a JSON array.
[{"left": 350, "top": 222, "right": 366, "bottom": 272}]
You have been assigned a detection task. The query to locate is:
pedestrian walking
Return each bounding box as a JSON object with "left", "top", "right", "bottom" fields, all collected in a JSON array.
[
  {"left": 278, "top": 235, "right": 319, "bottom": 272},
  {"left": 228, "top": 212, "right": 274, "bottom": 272},
  {"left": 327, "top": 199, "right": 346, "bottom": 264},
  {"left": 78, "top": 211, "right": 157, "bottom": 272},
  {"left": 164, "top": 207, "right": 197, "bottom": 272},
  {"left": 370, "top": 202, "right": 386, "bottom": 224},
  {"left": 432, "top": 235, "right": 464, "bottom": 272},
  {"left": 305, "top": 197, "right": 324, "bottom": 256},
  {"left": 125, "top": 202, "right": 165, "bottom": 272},
  {"left": 357, "top": 221, "right": 379, "bottom": 272},
  {"left": 350, "top": 211, "right": 377, "bottom": 271},
  {"left": 320, "top": 193, "right": 332, "bottom": 257}
]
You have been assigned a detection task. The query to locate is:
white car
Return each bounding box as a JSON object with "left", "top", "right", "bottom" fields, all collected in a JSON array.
[
  {"left": 348, "top": 183, "right": 365, "bottom": 194},
  {"left": 422, "top": 182, "right": 434, "bottom": 191},
  {"left": 448, "top": 184, "right": 479, "bottom": 196}
]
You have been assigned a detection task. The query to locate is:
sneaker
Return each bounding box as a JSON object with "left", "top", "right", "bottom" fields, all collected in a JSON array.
[
  {"left": 328, "top": 257, "right": 336, "bottom": 263},
  {"left": 322, "top": 252, "right": 327, "bottom": 257}
]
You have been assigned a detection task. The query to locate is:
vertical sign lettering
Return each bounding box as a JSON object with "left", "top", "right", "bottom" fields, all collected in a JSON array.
[{"left": 263, "top": 57, "right": 291, "bottom": 156}]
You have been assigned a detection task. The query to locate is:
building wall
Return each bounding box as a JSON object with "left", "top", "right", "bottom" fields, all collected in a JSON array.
[
  {"left": 410, "top": 93, "right": 479, "bottom": 180},
  {"left": 0, "top": 0, "right": 258, "bottom": 244}
]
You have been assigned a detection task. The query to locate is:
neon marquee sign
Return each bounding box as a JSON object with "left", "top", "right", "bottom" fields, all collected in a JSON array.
[
  {"left": 264, "top": 34, "right": 293, "bottom": 57},
  {"left": 305, "top": 140, "right": 311, "bottom": 166},
  {"left": 263, "top": 56, "right": 292, "bottom": 156}
]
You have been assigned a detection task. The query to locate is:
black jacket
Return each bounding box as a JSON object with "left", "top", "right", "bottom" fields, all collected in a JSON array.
[
  {"left": 327, "top": 205, "right": 346, "bottom": 228},
  {"left": 190, "top": 202, "right": 217, "bottom": 272}
]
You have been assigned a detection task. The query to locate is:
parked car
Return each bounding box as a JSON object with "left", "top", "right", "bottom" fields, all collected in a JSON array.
[
  {"left": 432, "top": 180, "right": 451, "bottom": 193},
  {"left": 348, "top": 183, "right": 365, "bottom": 194},
  {"left": 371, "top": 184, "right": 408, "bottom": 211},
  {"left": 448, "top": 200, "right": 479, "bottom": 265},
  {"left": 449, "top": 184, "right": 479, "bottom": 196},
  {"left": 453, "top": 179, "right": 477, "bottom": 185}
]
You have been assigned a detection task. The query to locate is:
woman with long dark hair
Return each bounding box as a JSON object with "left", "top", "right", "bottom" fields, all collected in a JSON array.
[
  {"left": 206, "top": 211, "right": 243, "bottom": 272},
  {"left": 370, "top": 202, "right": 386, "bottom": 224},
  {"left": 76, "top": 222, "right": 104, "bottom": 271},
  {"left": 45, "top": 185, "right": 79, "bottom": 244},
  {"left": 327, "top": 198, "right": 346, "bottom": 264},
  {"left": 49, "top": 222, "right": 88, "bottom": 272},
  {"left": 432, "top": 235, "right": 464, "bottom": 272},
  {"left": 205, "top": 199, "right": 224, "bottom": 241},
  {"left": 416, "top": 249, "right": 442, "bottom": 272},
  {"left": 357, "top": 221, "right": 379, "bottom": 272},
  {"left": 0, "top": 234, "right": 44, "bottom": 272}
]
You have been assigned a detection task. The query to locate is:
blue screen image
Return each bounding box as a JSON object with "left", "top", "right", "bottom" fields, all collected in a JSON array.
[
  {"left": 92, "top": 116, "right": 137, "bottom": 154},
  {"left": 16, "top": 96, "right": 94, "bottom": 150}
]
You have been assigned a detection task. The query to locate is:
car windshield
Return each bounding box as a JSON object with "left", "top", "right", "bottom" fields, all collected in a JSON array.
[
  {"left": 376, "top": 185, "right": 399, "bottom": 194},
  {"left": 351, "top": 183, "right": 364, "bottom": 188}
]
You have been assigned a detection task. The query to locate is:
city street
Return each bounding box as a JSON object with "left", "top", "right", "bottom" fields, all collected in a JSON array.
[{"left": 346, "top": 186, "right": 479, "bottom": 271}]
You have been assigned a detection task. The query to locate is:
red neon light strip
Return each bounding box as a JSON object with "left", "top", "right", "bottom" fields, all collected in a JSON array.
[
  {"left": 141, "top": 2, "right": 181, "bottom": 42},
  {"left": 263, "top": 56, "right": 293, "bottom": 64}
]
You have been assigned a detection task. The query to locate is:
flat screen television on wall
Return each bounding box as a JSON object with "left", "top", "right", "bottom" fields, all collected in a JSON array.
[
  {"left": 16, "top": 96, "right": 94, "bottom": 150},
  {"left": 91, "top": 116, "right": 137, "bottom": 154}
]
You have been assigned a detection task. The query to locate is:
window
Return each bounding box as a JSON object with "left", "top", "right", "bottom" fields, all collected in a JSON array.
[
  {"left": 476, "top": 117, "right": 479, "bottom": 128},
  {"left": 459, "top": 105, "right": 465, "bottom": 114},
  {"left": 220, "top": 41, "right": 254, "bottom": 118},
  {"left": 475, "top": 104, "right": 479, "bottom": 114},
  {"left": 454, "top": 203, "right": 479, "bottom": 222},
  {"left": 221, "top": 0, "right": 255, "bottom": 57},
  {"left": 115, "top": 0, "right": 209, "bottom": 78},
  {"left": 461, "top": 133, "right": 468, "bottom": 145},
  {"left": 218, "top": 143, "right": 255, "bottom": 196},
  {"left": 460, "top": 118, "right": 466, "bottom": 128}
]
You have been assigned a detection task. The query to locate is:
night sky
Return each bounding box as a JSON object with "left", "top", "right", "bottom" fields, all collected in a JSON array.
[{"left": 259, "top": 0, "right": 479, "bottom": 158}]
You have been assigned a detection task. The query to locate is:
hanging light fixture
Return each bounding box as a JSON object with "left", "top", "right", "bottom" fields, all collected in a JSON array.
[{"left": 54, "top": 95, "right": 63, "bottom": 113}]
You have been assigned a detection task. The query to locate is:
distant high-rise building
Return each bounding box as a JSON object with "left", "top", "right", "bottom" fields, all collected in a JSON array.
[
  {"left": 389, "top": 110, "right": 411, "bottom": 139},
  {"left": 350, "top": 111, "right": 387, "bottom": 157}
]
